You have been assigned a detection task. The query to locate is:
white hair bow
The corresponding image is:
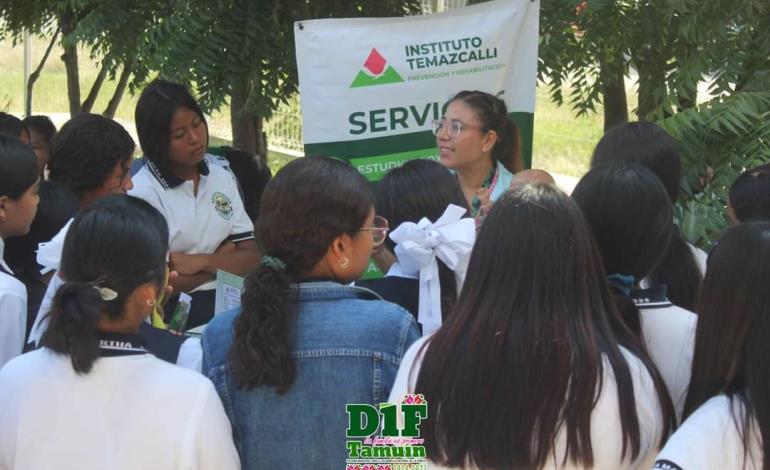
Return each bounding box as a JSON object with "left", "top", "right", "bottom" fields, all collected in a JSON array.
[{"left": 389, "top": 204, "right": 476, "bottom": 335}]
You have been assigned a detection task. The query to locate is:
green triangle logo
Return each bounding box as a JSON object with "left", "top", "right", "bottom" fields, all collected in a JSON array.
[{"left": 350, "top": 48, "right": 404, "bottom": 88}]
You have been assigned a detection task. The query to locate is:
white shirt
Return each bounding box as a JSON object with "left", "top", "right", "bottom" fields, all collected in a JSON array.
[
  {"left": 389, "top": 336, "right": 665, "bottom": 469},
  {"left": 0, "top": 239, "right": 26, "bottom": 369},
  {"left": 654, "top": 395, "right": 762, "bottom": 470},
  {"left": 0, "top": 348, "right": 240, "bottom": 470},
  {"left": 129, "top": 155, "right": 255, "bottom": 292},
  {"left": 634, "top": 286, "right": 698, "bottom": 421}
]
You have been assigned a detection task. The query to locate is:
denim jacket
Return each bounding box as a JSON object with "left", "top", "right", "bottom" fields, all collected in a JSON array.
[{"left": 201, "top": 281, "right": 421, "bottom": 470}]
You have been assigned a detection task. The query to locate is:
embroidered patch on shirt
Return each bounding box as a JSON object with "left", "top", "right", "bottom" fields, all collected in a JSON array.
[{"left": 212, "top": 192, "right": 234, "bottom": 220}]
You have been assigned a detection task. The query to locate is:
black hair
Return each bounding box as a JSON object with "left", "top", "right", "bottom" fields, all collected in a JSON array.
[
  {"left": 729, "top": 163, "right": 770, "bottom": 223},
  {"left": 572, "top": 163, "right": 674, "bottom": 336},
  {"left": 376, "top": 158, "right": 469, "bottom": 320},
  {"left": 448, "top": 90, "right": 521, "bottom": 172},
  {"left": 685, "top": 221, "right": 770, "bottom": 468},
  {"left": 135, "top": 79, "right": 208, "bottom": 176},
  {"left": 590, "top": 121, "right": 702, "bottom": 311},
  {"left": 415, "top": 184, "right": 674, "bottom": 468},
  {"left": 0, "top": 112, "right": 28, "bottom": 141},
  {"left": 4, "top": 181, "right": 79, "bottom": 276},
  {"left": 22, "top": 115, "right": 57, "bottom": 144},
  {"left": 0, "top": 134, "right": 39, "bottom": 200},
  {"left": 231, "top": 156, "right": 372, "bottom": 392},
  {"left": 48, "top": 114, "right": 134, "bottom": 198},
  {"left": 4, "top": 181, "right": 80, "bottom": 338},
  {"left": 39, "top": 195, "right": 169, "bottom": 373},
  {"left": 221, "top": 147, "right": 272, "bottom": 221}
]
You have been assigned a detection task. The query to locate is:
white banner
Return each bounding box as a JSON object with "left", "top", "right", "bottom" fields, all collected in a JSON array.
[{"left": 295, "top": 0, "right": 539, "bottom": 178}]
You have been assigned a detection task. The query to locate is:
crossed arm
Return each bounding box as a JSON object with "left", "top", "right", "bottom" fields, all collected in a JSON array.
[{"left": 168, "top": 239, "right": 260, "bottom": 293}]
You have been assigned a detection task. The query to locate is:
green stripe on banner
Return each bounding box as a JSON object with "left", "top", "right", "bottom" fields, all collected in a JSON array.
[
  {"left": 305, "top": 111, "right": 534, "bottom": 175},
  {"left": 351, "top": 148, "right": 438, "bottom": 182}
]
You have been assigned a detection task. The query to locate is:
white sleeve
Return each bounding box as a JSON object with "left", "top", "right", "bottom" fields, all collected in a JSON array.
[
  {"left": 36, "top": 219, "right": 72, "bottom": 275},
  {"left": 28, "top": 271, "right": 64, "bottom": 347},
  {"left": 184, "top": 383, "right": 240, "bottom": 470},
  {"left": 0, "top": 287, "right": 26, "bottom": 369},
  {"left": 176, "top": 337, "right": 203, "bottom": 373},
  {"left": 388, "top": 335, "right": 430, "bottom": 404},
  {"left": 128, "top": 181, "right": 165, "bottom": 214},
  {"left": 654, "top": 396, "right": 750, "bottom": 469}
]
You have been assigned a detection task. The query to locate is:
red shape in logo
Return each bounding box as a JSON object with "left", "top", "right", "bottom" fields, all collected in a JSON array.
[{"left": 363, "top": 48, "right": 387, "bottom": 76}]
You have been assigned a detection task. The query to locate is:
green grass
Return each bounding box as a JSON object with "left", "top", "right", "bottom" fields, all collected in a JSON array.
[{"left": 1, "top": 35, "right": 617, "bottom": 178}]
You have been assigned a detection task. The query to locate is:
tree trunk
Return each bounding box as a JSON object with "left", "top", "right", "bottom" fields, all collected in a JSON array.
[
  {"left": 230, "top": 77, "right": 268, "bottom": 161},
  {"left": 26, "top": 28, "right": 60, "bottom": 116},
  {"left": 599, "top": 54, "right": 628, "bottom": 131},
  {"left": 103, "top": 56, "right": 135, "bottom": 119},
  {"left": 59, "top": 11, "right": 81, "bottom": 117},
  {"left": 80, "top": 61, "right": 108, "bottom": 114}
]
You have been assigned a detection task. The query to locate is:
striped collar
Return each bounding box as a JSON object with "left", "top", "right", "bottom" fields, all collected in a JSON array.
[
  {"left": 145, "top": 158, "right": 210, "bottom": 189},
  {"left": 631, "top": 284, "right": 672, "bottom": 309},
  {"left": 97, "top": 331, "right": 149, "bottom": 357}
]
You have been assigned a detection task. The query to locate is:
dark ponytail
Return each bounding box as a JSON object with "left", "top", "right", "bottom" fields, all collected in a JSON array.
[
  {"left": 230, "top": 156, "right": 372, "bottom": 392},
  {"left": 573, "top": 163, "right": 674, "bottom": 339},
  {"left": 448, "top": 90, "right": 520, "bottom": 172},
  {"left": 43, "top": 282, "right": 105, "bottom": 373},
  {"left": 39, "top": 195, "right": 169, "bottom": 373},
  {"left": 647, "top": 227, "right": 701, "bottom": 311},
  {"left": 591, "top": 121, "right": 703, "bottom": 311}
]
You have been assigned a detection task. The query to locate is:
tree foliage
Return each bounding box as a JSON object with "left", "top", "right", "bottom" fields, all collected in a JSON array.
[
  {"left": 0, "top": 0, "right": 168, "bottom": 116},
  {"left": 144, "top": 0, "right": 422, "bottom": 153}
]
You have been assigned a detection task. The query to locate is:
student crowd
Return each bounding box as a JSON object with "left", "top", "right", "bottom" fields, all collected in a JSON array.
[{"left": 1, "top": 81, "right": 769, "bottom": 470}]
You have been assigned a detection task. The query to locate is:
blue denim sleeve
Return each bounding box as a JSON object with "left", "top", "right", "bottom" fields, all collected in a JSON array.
[{"left": 382, "top": 314, "right": 421, "bottom": 403}]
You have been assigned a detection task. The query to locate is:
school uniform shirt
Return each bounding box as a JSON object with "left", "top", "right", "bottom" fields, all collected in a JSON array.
[
  {"left": 0, "top": 343, "right": 240, "bottom": 470},
  {"left": 389, "top": 336, "right": 665, "bottom": 469},
  {"left": 0, "top": 239, "right": 26, "bottom": 369},
  {"left": 654, "top": 395, "right": 762, "bottom": 470},
  {"left": 128, "top": 155, "right": 255, "bottom": 292},
  {"left": 633, "top": 285, "right": 698, "bottom": 421}
]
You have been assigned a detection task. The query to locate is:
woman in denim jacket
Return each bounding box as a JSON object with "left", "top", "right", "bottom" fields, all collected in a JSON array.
[{"left": 202, "top": 156, "right": 420, "bottom": 469}]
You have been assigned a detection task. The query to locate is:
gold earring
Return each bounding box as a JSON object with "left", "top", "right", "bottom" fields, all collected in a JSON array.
[{"left": 339, "top": 257, "right": 350, "bottom": 269}]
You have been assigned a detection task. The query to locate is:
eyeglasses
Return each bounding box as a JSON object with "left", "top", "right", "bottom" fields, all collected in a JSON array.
[
  {"left": 357, "top": 215, "right": 389, "bottom": 247},
  {"left": 431, "top": 118, "right": 484, "bottom": 138}
]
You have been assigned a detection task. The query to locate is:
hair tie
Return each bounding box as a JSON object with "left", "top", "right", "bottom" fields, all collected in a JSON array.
[
  {"left": 93, "top": 285, "right": 118, "bottom": 301},
  {"left": 607, "top": 273, "right": 635, "bottom": 296},
  {"left": 261, "top": 255, "right": 287, "bottom": 272}
]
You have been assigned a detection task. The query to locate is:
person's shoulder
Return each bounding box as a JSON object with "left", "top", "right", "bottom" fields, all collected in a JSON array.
[
  {"left": 201, "top": 307, "right": 239, "bottom": 366},
  {"left": 654, "top": 396, "right": 740, "bottom": 469},
  {"left": 687, "top": 241, "right": 708, "bottom": 275},
  {"left": 128, "top": 165, "right": 162, "bottom": 195},
  {"left": 138, "top": 353, "right": 212, "bottom": 389},
  {"left": 0, "top": 349, "right": 59, "bottom": 383},
  {"left": 0, "top": 270, "right": 26, "bottom": 297},
  {"left": 205, "top": 307, "right": 239, "bottom": 334}
]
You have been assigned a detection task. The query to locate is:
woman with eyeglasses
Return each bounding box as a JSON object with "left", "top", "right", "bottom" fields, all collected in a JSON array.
[
  {"left": 432, "top": 90, "right": 523, "bottom": 223},
  {"left": 201, "top": 156, "right": 420, "bottom": 469}
]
